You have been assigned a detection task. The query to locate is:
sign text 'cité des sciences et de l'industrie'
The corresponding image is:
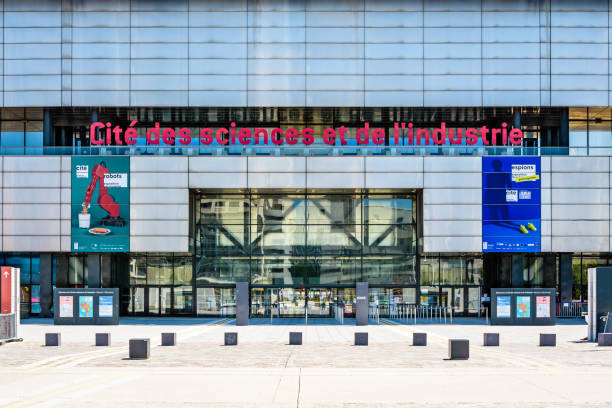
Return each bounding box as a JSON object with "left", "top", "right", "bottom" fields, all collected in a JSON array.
[{"left": 90, "top": 121, "right": 523, "bottom": 147}]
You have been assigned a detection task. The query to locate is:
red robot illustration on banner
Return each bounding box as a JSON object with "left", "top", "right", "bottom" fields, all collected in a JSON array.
[{"left": 81, "top": 161, "right": 126, "bottom": 227}]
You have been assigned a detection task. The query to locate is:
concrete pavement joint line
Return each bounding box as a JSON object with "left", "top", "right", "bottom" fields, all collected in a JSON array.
[
  {"left": 26, "top": 318, "right": 232, "bottom": 371},
  {"left": 57, "top": 318, "right": 234, "bottom": 369},
  {"left": 27, "top": 374, "right": 144, "bottom": 408},
  {"left": 380, "top": 319, "right": 561, "bottom": 372},
  {"left": 4, "top": 373, "right": 131, "bottom": 408}
]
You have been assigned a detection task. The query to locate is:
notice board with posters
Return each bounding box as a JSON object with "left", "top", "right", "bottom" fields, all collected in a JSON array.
[
  {"left": 482, "top": 157, "right": 541, "bottom": 252},
  {"left": 71, "top": 157, "right": 130, "bottom": 252},
  {"left": 53, "top": 288, "right": 119, "bottom": 325},
  {"left": 491, "top": 288, "right": 555, "bottom": 326}
]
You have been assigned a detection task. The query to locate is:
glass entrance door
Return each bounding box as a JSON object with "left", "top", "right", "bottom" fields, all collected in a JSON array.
[
  {"left": 279, "top": 288, "right": 305, "bottom": 317},
  {"left": 146, "top": 286, "right": 172, "bottom": 315},
  {"left": 440, "top": 287, "right": 465, "bottom": 315},
  {"left": 307, "top": 288, "right": 333, "bottom": 317}
]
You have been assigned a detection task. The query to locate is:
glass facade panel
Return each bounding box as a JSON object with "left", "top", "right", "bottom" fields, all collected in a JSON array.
[
  {"left": 147, "top": 256, "right": 173, "bottom": 285},
  {"left": 440, "top": 257, "right": 465, "bottom": 285},
  {"left": 194, "top": 191, "right": 417, "bottom": 286},
  {"left": 196, "top": 287, "right": 236, "bottom": 317}
]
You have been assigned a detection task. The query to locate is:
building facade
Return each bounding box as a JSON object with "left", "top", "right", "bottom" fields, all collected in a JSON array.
[{"left": 1, "top": 0, "right": 611, "bottom": 318}]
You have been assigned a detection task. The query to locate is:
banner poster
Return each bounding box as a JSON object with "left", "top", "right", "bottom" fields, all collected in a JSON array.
[
  {"left": 71, "top": 157, "right": 130, "bottom": 252},
  {"left": 99, "top": 296, "right": 113, "bottom": 317},
  {"left": 516, "top": 296, "right": 531, "bottom": 318},
  {"left": 79, "top": 296, "right": 94, "bottom": 318},
  {"left": 536, "top": 296, "right": 551, "bottom": 318},
  {"left": 497, "top": 296, "right": 511, "bottom": 318},
  {"left": 482, "top": 157, "right": 541, "bottom": 252},
  {"left": 59, "top": 296, "right": 73, "bottom": 318}
]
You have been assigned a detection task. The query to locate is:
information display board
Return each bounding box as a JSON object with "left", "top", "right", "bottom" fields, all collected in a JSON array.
[
  {"left": 71, "top": 157, "right": 130, "bottom": 252},
  {"left": 482, "top": 157, "right": 541, "bottom": 252},
  {"left": 491, "top": 288, "right": 555, "bottom": 326},
  {"left": 53, "top": 288, "right": 119, "bottom": 325}
]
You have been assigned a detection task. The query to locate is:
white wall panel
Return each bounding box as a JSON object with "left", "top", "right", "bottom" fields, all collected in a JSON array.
[
  {"left": 552, "top": 205, "right": 609, "bottom": 220},
  {"left": 131, "top": 236, "right": 188, "bottom": 252},
  {"left": 308, "top": 173, "right": 364, "bottom": 189},
  {"left": 366, "top": 157, "right": 423, "bottom": 172},
  {"left": 423, "top": 204, "right": 481, "bottom": 221},
  {"left": 130, "top": 204, "right": 189, "bottom": 220},
  {"left": 248, "top": 172, "right": 306, "bottom": 189},
  {"left": 189, "top": 157, "right": 247, "bottom": 172},
  {"left": 3, "top": 236, "right": 60, "bottom": 252},
  {"left": 424, "top": 220, "right": 481, "bottom": 236},
  {"left": 423, "top": 236, "right": 481, "bottom": 252},
  {"left": 189, "top": 173, "right": 247, "bottom": 189},
  {"left": 424, "top": 188, "right": 481, "bottom": 204},
  {"left": 552, "top": 236, "right": 609, "bottom": 252},
  {"left": 365, "top": 173, "right": 423, "bottom": 189},
  {"left": 424, "top": 173, "right": 481, "bottom": 189}
]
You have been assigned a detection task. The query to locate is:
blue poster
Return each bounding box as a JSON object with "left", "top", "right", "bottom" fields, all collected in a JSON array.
[
  {"left": 497, "top": 296, "right": 511, "bottom": 318},
  {"left": 99, "top": 296, "right": 113, "bottom": 317},
  {"left": 482, "top": 157, "right": 541, "bottom": 252}
]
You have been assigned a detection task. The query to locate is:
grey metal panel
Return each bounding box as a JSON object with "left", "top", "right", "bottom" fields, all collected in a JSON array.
[
  {"left": 424, "top": 156, "right": 481, "bottom": 172},
  {"left": 552, "top": 205, "right": 609, "bottom": 220},
  {"left": 424, "top": 188, "right": 481, "bottom": 204},
  {"left": 2, "top": 204, "right": 60, "bottom": 220},
  {"left": 131, "top": 172, "right": 188, "bottom": 188},
  {"left": 552, "top": 220, "right": 609, "bottom": 236},
  {"left": 551, "top": 157, "right": 609, "bottom": 172},
  {"left": 424, "top": 220, "right": 481, "bottom": 236},
  {"left": 130, "top": 220, "right": 189, "bottom": 236},
  {"left": 365, "top": 173, "right": 423, "bottom": 189},
  {"left": 355, "top": 282, "right": 368, "bottom": 326},
  {"left": 130, "top": 189, "right": 189, "bottom": 204},
  {"left": 3, "top": 236, "right": 60, "bottom": 252},
  {"left": 552, "top": 188, "right": 609, "bottom": 204},
  {"left": 423, "top": 204, "right": 481, "bottom": 220},
  {"left": 131, "top": 236, "right": 188, "bottom": 252},
  {"left": 248, "top": 157, "right": 306, "bottom": 172},
  {"left": 423, "top": 236, "right": 481, "bottom": 252},
  {"left": 551, "top": 173, "right": 609, "bottom": 188},
  {"left": 307, "top": 173, "right": 364, "bottom": 189},
  {"left": 3, "top": 188, "right": 61, "bottom": 204},
  {"left": 235, "top": 282, "right": 249, "bottom": 326},
  {"left": 188, "top": 173, "right": 248, "bottom": 189},
  {"left": 4, "top": 156, "right": 60, "bottom": 172},
  {"left": 131, "top": 156, "right": 188, "bottom": 172},
  {"left": 3, "top": 220, "right": 60, "bottom": 235},
  {"left": 248, "top": 172, "right": 306, "bottom": 189},
  {"left": 423, "top": 173, "right": 481, "bottom": 189},
  {"left": 552, "top": 236, "right": 609, "bottom": 253},
  {"left": 3, "top": 173, "right": 61, "bottom": 188},
  {"left": 189, "top": 156, "right": 247, "bottom": 172},
  {"left": 365, "top": 156, "right": 423, "bottom": 172},
  {"left": 307, "top": 157, "right": 364, "bottom": 172},
  {"left": 130, "top": 204, "right": 189, "bottom": 220}
]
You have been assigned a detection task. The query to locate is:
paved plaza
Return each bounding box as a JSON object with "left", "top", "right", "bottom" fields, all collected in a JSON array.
[{"left": 0, "top": 318, "right": 610, "bottom": 407}]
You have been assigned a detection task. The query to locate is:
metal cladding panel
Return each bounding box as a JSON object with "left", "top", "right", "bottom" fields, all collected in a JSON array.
[
  {"left": 235, "top": 282, "right": 249, "bottom": 326},
  {"left": 355, "top": 282, "right": 368, "bottom": 326}
]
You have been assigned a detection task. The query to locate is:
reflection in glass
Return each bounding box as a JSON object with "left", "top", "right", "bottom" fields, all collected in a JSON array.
[
  {"left": 307, "top": 195, "right": 361, "bottom": 225},
  {"left": 197, "top": 287, "right": 236, "bottom": 317},
  {"left": 147, "top": 256, "right": 173, "bottom": 285},
  {"left": 173, "top": 286, "right": 193, "bottom": 315},
  {"left": 250, "top": 256, "right": 304, "bottom": 285}
]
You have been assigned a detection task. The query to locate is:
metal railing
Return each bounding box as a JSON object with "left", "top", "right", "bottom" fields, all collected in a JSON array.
[
  {"left": 2, "top": 145, "right": 605, "bottom": 157},
  {"left": 369, "top": 305, "right": 380, "bottom": 324},
  {"left": 557, "top": 302, "right": 588, "bottom": 318}
]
